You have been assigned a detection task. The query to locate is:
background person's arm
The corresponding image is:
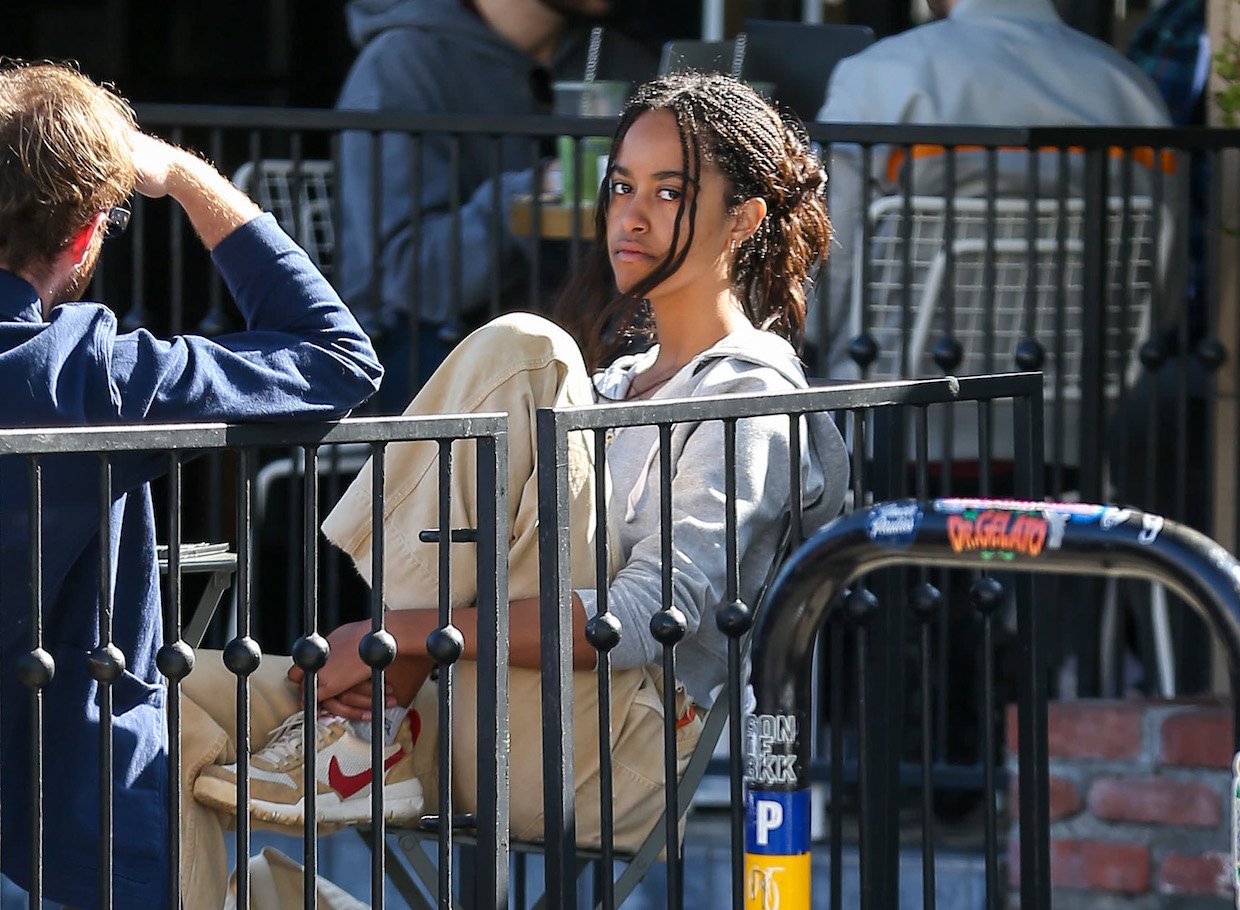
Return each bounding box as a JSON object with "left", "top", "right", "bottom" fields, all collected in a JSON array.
[{"left": 336, "top": 128, "right": 536, "bottom": 332}]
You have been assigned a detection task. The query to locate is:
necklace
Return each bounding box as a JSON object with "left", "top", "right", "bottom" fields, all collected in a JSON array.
[{"left": 628, "top": 362, "right": 684, "bottom": 399}]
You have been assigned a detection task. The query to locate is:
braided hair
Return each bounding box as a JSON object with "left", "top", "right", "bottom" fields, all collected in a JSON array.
[{"left": 555, "top": 72, "right": 831, "bottom": 371}]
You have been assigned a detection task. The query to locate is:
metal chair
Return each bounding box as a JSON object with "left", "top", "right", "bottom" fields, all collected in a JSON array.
[
  {"left": 373, "top": 524, "right": 797, "bottom": 908},
  {"left": 854, "top": 194, "right": 1159, "bottom": 393},
  {"left": 231, "top": 159, "right": 335, "bottom": 275},
  {"left": 852, "top": 192, "right": 1175, "bottom": 696}
]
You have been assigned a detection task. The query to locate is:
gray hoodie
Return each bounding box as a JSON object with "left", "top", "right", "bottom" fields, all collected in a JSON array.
[
  {"left": 336, "top": 0, "right": 655, "bottom": 331},
  {"left": 580, "top": 327, "right": 850, "bottom": 707}
]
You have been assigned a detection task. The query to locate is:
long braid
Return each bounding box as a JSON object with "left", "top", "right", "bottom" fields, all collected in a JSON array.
[{"left": 555, "top": 73, "right": 831, "bottom": 370}]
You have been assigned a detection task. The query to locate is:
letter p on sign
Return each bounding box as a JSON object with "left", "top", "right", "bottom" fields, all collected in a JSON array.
[{"left": 755, "top": 799, "right": 783, "bottom": 846}]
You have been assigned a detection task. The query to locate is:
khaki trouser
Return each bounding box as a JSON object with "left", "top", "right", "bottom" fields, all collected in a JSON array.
[{"left": 181, "top": 313, "right": 702, "bottom": 910}]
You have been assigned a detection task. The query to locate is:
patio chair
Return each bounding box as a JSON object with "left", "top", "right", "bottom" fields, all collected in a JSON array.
[
  {"left": 371, "top": 522, "right": 797, "bottom": 909},
  {"left": 851, "top": 192, "right": 1175, "bottom": 697},
  {"left": 853, "top": 194, "right": 1158, "bottom": 392},
  {"left": 231, "top": 159, "right": 335, "bottom": 275}
]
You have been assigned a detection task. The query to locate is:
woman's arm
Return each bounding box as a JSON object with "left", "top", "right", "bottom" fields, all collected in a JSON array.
[{"left": 289, "top": 594, "right": 595, "bottom": 711}]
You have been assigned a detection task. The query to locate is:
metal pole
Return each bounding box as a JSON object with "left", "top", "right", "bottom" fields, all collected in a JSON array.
[{"left": 702, "top": 0, "right": 724, "bottom": 40}]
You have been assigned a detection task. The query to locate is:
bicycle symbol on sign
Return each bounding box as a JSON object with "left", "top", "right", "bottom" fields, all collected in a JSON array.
[{"left": 747, "top": 865, "right": 783, "bottom": 910}]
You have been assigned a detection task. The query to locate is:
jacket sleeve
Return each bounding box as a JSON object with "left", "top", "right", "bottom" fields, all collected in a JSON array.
[
  {"left": 579, "top": 371, "right": 799, "bottom": 671},
  {"left": 103, "top": 214, "right": 383, "bottom": 423},
  {"left": 337, "top": 126, "right": 534, "bottom": 329}
]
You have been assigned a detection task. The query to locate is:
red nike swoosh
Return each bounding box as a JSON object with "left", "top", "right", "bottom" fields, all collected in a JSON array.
[{"left": 327, "top": 747, "right": 407, "bottom": 799}]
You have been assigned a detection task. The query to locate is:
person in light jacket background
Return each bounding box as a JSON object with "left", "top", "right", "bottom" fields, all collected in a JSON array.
[{"left": 813, "top": 0, "right": 1173, "bottom": 379}]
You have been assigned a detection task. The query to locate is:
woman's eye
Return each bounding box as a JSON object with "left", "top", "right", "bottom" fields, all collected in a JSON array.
[
  {"left": 609, "top": 180, "right": 631, "bottom": 197},
  {"left": 657, "top": 187, "right": 681, "bottom": 201}
]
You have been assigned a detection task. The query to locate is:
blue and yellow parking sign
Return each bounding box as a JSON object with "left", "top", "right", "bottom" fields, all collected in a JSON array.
[{"left": 745, "top": 789, "right": 810, "bottom": 909}]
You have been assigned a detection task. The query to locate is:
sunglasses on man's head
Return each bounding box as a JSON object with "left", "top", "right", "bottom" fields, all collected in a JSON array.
[{"left": 103, "top": 205, "right": 130, "bottom": 240}]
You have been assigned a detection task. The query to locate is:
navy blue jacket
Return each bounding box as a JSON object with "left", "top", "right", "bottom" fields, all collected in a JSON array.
[{"left": 0, "top": 215, "right": 382, "bottom": 909}]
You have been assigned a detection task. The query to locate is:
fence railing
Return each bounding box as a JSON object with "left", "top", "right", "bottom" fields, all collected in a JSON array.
[
  {"left": 0, "top": 413, "right": 508, "bottom": 910},
  {"left": 531, "top": 372, "right": 1043, "bottom": 909},
  {"left": 0, "top": 371, "right": 1047, "bottom": 909}
]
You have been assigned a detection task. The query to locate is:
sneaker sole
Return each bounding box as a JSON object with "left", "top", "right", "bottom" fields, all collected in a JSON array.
[{"left": 194, "top": 777, "right": 423, "bottom": 827}]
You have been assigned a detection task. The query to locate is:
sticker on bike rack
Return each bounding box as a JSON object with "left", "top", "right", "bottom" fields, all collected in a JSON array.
[
  {"left": 934, "top": 500, "right": 1170, "bottom": 550},
  {"left": 745, "top": 789, "right": 810, "bottom": 910},
  {"left": 946, "top": 508, "right": 1049, "bottom": 560},
  {"left": 934, "top": 498, "right": 1107, "bottom": 522},
  {"left": 745, "top": 713, "right": 799, "bottom": 787},
  {"left": 1138, "top": 513, "right": 1165, "bottom": 545},
  {"left": 1100, "top": 506, "right": 1132, "bottom": 529},
  {"left": 866, "top": 501, "right": 922, "bottom": 546}
]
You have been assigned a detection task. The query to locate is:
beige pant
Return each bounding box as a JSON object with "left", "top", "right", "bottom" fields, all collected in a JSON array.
[{"left": 181, "top": 313, "right": 701, "bottom": 910}]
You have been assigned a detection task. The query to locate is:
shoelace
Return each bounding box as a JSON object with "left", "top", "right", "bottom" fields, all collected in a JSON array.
[{"left": 258, "top": 712, "right": 347, "bottom": 766}]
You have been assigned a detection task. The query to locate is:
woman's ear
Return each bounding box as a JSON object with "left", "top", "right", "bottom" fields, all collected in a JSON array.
[{"left": 731, "top": 196, "right": 768, "bottom": 246}]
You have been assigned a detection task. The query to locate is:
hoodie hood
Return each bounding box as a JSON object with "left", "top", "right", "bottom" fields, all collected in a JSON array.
[
  {"left": 346, "top": 0, "right": 495, "bottom": 50},
  {"left": 344, "top": 0, "right": 657, "bottom": 82},
  {"left": 594, "top": 326, "right": 813, "bottom": 398},
  {"left": 595, "top": 325, "right": 850, "bottom": 533}
]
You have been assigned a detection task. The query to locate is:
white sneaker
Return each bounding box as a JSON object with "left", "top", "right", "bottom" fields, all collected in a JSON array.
[{"left": 194, "top": 711, "right": 422, "bottom": 826}]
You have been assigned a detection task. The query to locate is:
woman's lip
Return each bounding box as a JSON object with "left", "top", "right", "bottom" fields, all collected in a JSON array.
[{"left": 612, "top": 248, "right": 652, "bottom": 262}]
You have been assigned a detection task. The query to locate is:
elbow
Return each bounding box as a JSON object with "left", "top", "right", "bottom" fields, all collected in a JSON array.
[{"left": 327, "top": 337, "right": 385, "bottom": 409}]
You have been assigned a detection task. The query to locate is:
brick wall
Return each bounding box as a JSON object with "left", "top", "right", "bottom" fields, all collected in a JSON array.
[{"left": 1006, "top": 700, "right": 1235, "bottom": 908}]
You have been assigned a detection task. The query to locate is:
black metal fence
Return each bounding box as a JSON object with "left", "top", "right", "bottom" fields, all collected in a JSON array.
[
  {"left": 0, "top": 370, "right": 1048, "bottom": 909},
  {"left": 527, "top": 372, "right": 1043, "bottom": 909},
  {"left": 0, "top": 413, "right": 508, "bottom": 910}
]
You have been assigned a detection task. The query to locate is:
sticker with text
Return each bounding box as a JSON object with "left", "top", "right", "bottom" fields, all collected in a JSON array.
[
  {"left": 866, "top": 501, "right": 922, "bottom": 546},
  {"left": 745, "top": 713, "right": 799, "bottom": 787},
  {"left": 947, "top": 508, "right": 1048, "bottom": 560}
]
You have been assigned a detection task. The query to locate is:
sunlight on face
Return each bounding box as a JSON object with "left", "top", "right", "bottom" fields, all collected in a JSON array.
[{"left": 605, "top": 109, "right": 737, "bottom": 302}]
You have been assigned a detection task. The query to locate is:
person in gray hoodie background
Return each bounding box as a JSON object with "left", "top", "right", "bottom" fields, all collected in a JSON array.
[{"left": 336, "top": 0, "right": 655, "bottom": 412}]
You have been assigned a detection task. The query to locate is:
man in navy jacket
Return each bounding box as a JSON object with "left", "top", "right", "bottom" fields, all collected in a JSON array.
[{"left": 0, "top": 61, "right": 383, "bottom": 909}]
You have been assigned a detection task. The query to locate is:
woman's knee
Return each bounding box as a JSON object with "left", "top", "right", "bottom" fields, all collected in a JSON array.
[{"left": 460, "top": 313, "right": 586, "bottom": 373}]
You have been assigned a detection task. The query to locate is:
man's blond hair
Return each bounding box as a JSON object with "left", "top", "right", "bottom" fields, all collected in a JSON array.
[{"left": 0, "top": 61, "right": 137, "bottom": 275}]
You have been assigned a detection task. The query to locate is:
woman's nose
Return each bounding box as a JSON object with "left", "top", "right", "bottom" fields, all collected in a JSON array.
[{"left": 617, "top": 196, "right": 648, "bottom": 233}]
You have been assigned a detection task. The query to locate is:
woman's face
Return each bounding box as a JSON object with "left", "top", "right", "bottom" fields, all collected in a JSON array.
[{"left": 605, "top": 109, "right": 740, "bottom": 302}]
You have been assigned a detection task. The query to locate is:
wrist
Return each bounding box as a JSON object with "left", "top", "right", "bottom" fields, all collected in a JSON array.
[
  {"left": 164, "top": 150, "right": 206, "bottom": 201},
  {"left": 388, "top": 610, "right": 436, "bottom": 658}
]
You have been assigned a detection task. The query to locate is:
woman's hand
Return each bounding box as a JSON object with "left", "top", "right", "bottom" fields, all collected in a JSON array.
[
  {"left": 287, "top": 619, "right": 372, "bottom": 703},
  {"left": 319, "top": 679, "right": 398, "bottom": 722},
  {"left": 287, "top": 618, "right": 436, "bottom": 716}
]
